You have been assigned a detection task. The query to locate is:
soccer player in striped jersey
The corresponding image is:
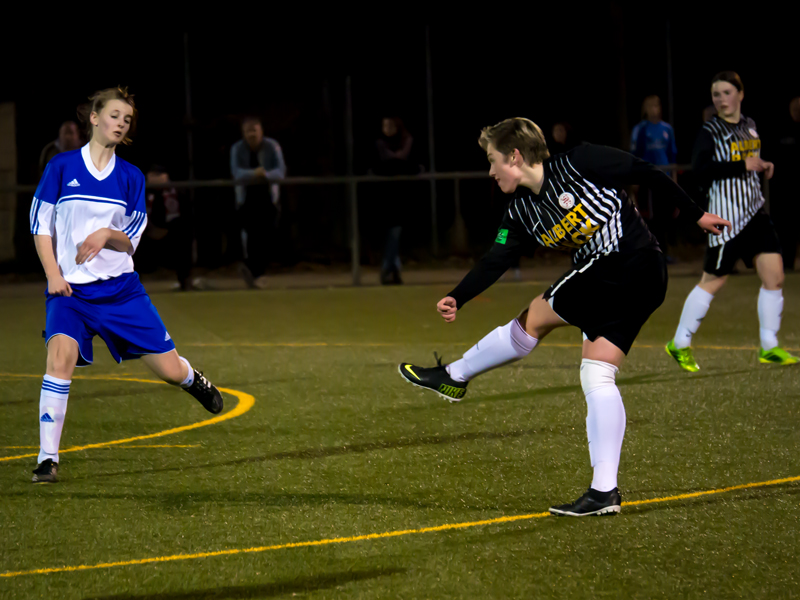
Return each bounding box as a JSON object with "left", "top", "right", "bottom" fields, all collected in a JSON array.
[
  {"left": 666, "top": 72, "right": 798, "bottom": 370},
  {"left": 29, "top": 87, "right": 224, "bottom": 484},
  {"left": 399, "top": 118, "right": 729, "bottom": 516}
]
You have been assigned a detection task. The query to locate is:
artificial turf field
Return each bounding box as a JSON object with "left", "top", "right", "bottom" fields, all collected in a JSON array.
[{"left": 1, "top": 271, "right": 799, "bottom": 599}]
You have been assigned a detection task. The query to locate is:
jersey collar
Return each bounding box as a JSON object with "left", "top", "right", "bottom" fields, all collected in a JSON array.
[{"left": 81, "top": 143, "right": 116, "bottom": 181}]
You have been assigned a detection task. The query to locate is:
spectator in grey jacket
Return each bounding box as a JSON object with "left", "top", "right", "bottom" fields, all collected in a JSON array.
[{"left": 230, "top": 116, "right": 286, "bottom": 287}]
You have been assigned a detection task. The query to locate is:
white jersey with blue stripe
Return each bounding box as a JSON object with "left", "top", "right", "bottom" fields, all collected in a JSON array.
[{"left": 30, "top": 144, "right": 147, "bottom": 284}]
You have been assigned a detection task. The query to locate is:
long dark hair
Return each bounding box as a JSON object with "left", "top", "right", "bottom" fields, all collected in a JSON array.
[{"left": 711, "top": 71, "right": 743, "bottom": 93}]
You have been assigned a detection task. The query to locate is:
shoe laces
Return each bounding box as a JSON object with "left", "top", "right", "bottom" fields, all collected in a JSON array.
[
  {"left": 433, "top": 352, "right": 444, "bottom": 367},
  {"left": 195, "top": 371, "right": 211, "bottom": 392}
]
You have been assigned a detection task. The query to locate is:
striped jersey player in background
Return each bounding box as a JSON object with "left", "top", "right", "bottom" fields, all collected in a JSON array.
[
  {"left": 399, "top": 118, "right": 730, "bottom": 516},
  {"left": 666, "top": 72, "right": 798, "bottom": 370},
  {"left": 29, "top": 87, "right": 224, "bottom": 484}
]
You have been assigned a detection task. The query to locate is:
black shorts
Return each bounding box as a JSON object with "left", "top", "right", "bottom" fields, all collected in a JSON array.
[
  {"left": 543, "top": 249, "right": 668, "bottom": 355},
  {"left": 703, "top": 210, "right": 782, "bottom": 276}
]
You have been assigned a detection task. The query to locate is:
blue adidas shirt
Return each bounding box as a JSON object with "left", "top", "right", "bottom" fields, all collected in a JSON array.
[
  {"left": 630, "top": 120, "right": 677, "bottom": 166},
  {"left": 30, "top": 144, "right": 147, "bottom": 284}
]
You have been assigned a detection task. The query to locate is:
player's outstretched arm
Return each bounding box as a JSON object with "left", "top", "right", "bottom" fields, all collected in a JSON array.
[
  {"left": 697, "top": 213, "right": 732, "bottom": 236},
  {"left": 437, "top": 296, "right": 458, "bottom": 323}
]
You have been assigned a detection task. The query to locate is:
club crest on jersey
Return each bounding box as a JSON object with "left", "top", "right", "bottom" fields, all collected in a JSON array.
[{"left": 558, "top": 193, "right": 575, "bottom": 209}]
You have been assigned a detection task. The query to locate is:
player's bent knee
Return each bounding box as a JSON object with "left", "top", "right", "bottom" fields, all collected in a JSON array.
[
  {"left": 699, "top": 275, "right": 726, "bottom": 295},
  {"left": 580, "top": 359, "right": 618, "bottom": 396},
  {"left": 46, "top": 335, "right": 79, "bottom": 377}
]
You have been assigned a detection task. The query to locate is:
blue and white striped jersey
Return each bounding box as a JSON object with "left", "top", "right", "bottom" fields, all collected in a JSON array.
[{"left": 30, "top": 144, "right": 147, "bottom": 284}]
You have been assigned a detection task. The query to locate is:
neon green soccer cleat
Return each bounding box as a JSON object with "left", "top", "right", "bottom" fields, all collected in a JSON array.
[
  {"left": 666, "top": 340, "right": 700, "bottom": 372},
  {"left": 758, "top": 347, "right": 799, "bottom": 365}
]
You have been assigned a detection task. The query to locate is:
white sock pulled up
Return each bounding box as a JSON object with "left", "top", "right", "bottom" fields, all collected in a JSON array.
[
  {"left": 179, "top": 357, "right": 195, "bottom": 388},
  {"left": 581, "top": 359, "right": 625, "bottom": 493},
  {"left": 757, "top": 287, "right": 783, "bottom": 351},
  {"left": 673, "top": 285, "right": 714, "bottom": 349},
  {"left": 39, "top": 375, "right": 70, "bottom": 464},
  {"left": 446, "top": 318, "right": 537, "bottom": 383}
]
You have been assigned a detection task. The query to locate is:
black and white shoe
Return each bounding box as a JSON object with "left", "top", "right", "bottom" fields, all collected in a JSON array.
[
  {"left": 32, "top": 459, "right": 58, "bottom": 484},
  {"left": 184, "top": 370, "right": 224, "bottom": 414},
  {"left": 398, "top": 353, "right": 467, "bottom": 402},
  {"left": 549, "top": 488, "right": 622, "bottom": 517}
]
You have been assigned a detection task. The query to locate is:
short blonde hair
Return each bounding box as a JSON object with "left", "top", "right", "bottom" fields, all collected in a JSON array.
[{"left": 479, "top": 117, "right": 550, "bottom": 165}]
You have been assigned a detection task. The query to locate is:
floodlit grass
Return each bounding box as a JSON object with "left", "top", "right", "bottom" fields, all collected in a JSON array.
[{"left": 1, "top": 271, "right": 799, "bottom": 599}]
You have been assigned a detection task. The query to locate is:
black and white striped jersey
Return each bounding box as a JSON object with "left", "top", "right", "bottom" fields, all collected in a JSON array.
[
  {"left": 506, "top": 148, "right": 656, "bottom": 262},
  {"left": 692, "top": 114, "right": 764, "bottom": 247},
  {"left": 448, "top": 144, "right": 704, "bottom": 309}
]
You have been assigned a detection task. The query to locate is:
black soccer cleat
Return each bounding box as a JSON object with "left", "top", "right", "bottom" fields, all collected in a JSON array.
[
  {"left": 32, "top": 459, "right": 58, "bottom": 484},
  {"left": 549, "top": 488, "right": 622, "bottom": 517},
  {"left": 398, "top": 353, "right": 467, "bottom": 402},
  {"left": 184, "top": 370, "right": 224, "bottom": 414}
]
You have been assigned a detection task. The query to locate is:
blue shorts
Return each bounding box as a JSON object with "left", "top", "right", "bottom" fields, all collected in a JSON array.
[{"left": 44, "top": 272, "right": 176, "bottom": 366}]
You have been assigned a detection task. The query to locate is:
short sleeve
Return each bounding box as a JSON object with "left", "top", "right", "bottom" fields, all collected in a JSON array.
[
  {"left": 30, "top": 161, "right": 61, "bottom": 235},
  {"left": 119, "top": 170, "right": 148, "bottom": 255}
]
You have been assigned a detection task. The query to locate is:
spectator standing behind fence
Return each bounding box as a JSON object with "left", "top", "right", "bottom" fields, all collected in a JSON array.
[
  {"left": 549, "top": 122, "right": 577, "bottom": 155},
  {"left": 230, "top": 116, "right": 286, "bottom": 289},
  {"left": 136, "top": 165, "right": 194, "bottom": 290},
  {"left": 372, "top": 117, "right": 421, "bottom": 285},
  {"left": 39, "top": 121, "right": 82, "bottom": 175},
  {"left": 771, "top": 97, "right": 800, "bottom": 271},
  {"left": 631, "top": 96, "right": 678, "bottom": 262}
]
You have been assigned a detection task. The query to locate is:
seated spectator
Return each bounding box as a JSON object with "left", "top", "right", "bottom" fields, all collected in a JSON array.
[
  {"left": 136, "top": 165, "right": 194, "bottom": 290},
  {"left": 39, "top": 121, "right": 82, "bottom": 174},
  {"left": 373, "top": 116, "right": 421, "bottom": 285},
  {"left": 230, "top": 116, "right": 286, "bottom": 288}
]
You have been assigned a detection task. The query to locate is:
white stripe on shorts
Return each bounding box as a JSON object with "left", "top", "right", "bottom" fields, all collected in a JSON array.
[
  {"left": 549, "top": 256, "right": 599, "bottom": 297},
  {"left": 715, "top": 242, "right": 726, "bottom": 271}
]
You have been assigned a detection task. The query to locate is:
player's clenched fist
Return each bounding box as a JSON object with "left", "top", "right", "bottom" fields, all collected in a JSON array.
[{"left": 437, "top": 296, "right": 458, "bottom": 322}]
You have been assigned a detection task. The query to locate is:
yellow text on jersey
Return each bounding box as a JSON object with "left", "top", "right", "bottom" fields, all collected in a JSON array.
[{"left": 539, "top": 203, "right": 601, "bottom": 249}]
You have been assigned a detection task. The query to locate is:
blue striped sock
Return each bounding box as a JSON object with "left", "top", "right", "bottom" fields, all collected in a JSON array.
[{"left": 39, "top": 375, "right": 70, "bottom": 464}]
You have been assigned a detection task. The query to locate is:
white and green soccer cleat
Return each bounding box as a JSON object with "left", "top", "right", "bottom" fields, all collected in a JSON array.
[
  {"left": 666, "top": 339, "right": 700, "bottom": 372},
  {"left": 758, "top": 347, "right": 799, "bottom": 365}
]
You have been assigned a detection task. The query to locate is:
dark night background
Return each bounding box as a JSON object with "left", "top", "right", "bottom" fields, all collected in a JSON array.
[{"left": 2, "top": 11, "right": 797, "bottom": 270}]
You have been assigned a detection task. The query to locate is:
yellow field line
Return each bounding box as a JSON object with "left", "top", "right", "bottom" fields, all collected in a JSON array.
[
  {"left": 2, "top": 473, "right": 797, "bottom": 579},
  {"left": 181, "top": 342, "right": 799, "bottom": 352},
  {"left": 1, "top": 444, "right": 199, "bottom": 449},
  {"left": 0, "top": 374, "right": 254, "bottom": 463}
]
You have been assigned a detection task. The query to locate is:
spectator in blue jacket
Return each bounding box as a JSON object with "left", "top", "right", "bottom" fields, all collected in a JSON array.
[
  {"left": 630, "top": 95, "right": 678, "bottom": 261},
  {"left": 230, "top": 116, "right": 286, "bottom": 288},
  {"left": 631, "top": 95, "right": 677, "bottom": 165}
]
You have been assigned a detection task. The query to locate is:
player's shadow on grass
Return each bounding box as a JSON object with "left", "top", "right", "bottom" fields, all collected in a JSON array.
[
  {"left": 470, "top": 369, "right": 752, "bottom": 403},
  {"left": 54, "top": 426, "right": 563, "bottom": 484},
  {"left": 83, "top": 567, "right": 406, "bottom": 600}
]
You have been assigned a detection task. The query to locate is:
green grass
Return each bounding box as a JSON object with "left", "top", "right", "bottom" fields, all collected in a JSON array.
[{"left": 1, "top": 271, "right": 799, "bottom": 599}]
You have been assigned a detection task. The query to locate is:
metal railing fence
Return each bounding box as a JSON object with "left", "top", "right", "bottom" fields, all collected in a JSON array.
[{"left": 2, "top": 164, "right": 761, "bottom": 286}]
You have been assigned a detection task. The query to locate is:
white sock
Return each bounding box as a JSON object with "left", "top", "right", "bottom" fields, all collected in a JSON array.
[
  {"left": 673, "top": 286, "right": 714, "bottom": 349},
  {"left": 179, "top": 357, "right": 195, "bottom": 388},
  {"left": 758, "top": 288, "right": 783, "bottom": 351},
  {"left": 581, "top": 359, "right": 625, "bottom": 492},
  {"left": 446, "top": 318, "right": 538, "bottom": 382},
  {"left": 38, "top": 375, "right": 70, "bottom": 464}
]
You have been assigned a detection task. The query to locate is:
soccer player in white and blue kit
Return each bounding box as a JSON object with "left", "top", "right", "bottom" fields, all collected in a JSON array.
[{"left": 29, "top": 87, "right": 224, "bottom": 483}]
